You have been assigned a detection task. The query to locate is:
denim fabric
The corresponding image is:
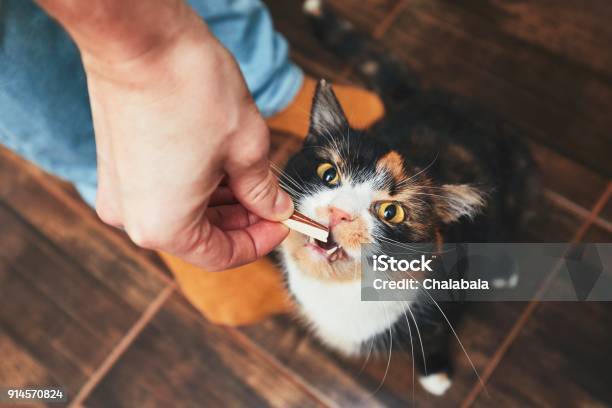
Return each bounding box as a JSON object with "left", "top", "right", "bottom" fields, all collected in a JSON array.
[{"left": 0, "top": 0, "right": 303, "bottom": 206}]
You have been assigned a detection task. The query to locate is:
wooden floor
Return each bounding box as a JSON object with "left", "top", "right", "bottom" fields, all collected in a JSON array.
[{"left": 1, "top": 0, "right": 612, "bottom": 406}]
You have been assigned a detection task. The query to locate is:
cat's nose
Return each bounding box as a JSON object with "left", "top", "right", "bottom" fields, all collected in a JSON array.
[{"left": 329, "top": 207, "right": 353, "bottom": 228}]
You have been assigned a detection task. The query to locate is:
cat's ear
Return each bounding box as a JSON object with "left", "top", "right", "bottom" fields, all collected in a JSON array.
[
  {"left": 435, "top": 184, "right": 487, "bottom": 223},
  {"left": 307, "top": 79, "right": 349, "bottom": 142}
]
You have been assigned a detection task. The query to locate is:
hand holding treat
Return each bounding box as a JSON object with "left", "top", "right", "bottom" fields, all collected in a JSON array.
[
  {"left": 282, "top": 211, "right": 329, "bottom": 242},
  {"left": 37, "top": 0, "right": 293, "bottom": 270}
]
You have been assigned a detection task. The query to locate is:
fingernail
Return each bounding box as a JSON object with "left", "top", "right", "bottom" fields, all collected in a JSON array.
[{"left": 274, "top": 189, "right": 294, "bottom": 219}]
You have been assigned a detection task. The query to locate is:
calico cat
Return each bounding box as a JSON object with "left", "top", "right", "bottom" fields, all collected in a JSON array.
[{"left": 277, "top": 1, "right": 536, "bottom": 396}]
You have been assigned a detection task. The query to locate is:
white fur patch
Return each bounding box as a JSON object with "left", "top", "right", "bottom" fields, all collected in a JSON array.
[
  {"left": 419, "top": 373, "right": 452, "bottom": 395},
  {"left": 303, "top": 0, "right": 322, "bottom": 16},
  {"left": 491, "top": 271, "right": 519, "bottom": 289},
  {"left": 283, "top": 175, "right": 413, "bottom": 354},
  {"left": 283, "top": 251, "right": 409, "bottom": 355}
]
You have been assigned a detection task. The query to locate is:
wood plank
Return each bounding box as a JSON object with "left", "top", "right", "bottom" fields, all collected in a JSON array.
[
  {"left": 0, "top": 204, "right": 142, "bottom": 343},
  {"left": 397, "top": 0, "right": 612, "bottom": 132},
  {"left": 523, "top": 194, "right": 585, "bottom": 242},
  {"left": 0, "top": 334, "right": 58, "bottom": 394},
  {"left": 0, "top": 147, "right": 168, "bottom": 311},
  {"left": 0, "top": 202, "right": 169, "bottom": 400},
  {"left": 447, "top": 0, "right": 612, "bottom": 80},
  {"left": 263, "top": 0, "right": 350, "bottom": 82},
  {"left": 473, "top": 301, "right": 612, "bottom": 407},
  {"left": 241, "top": 314, "right": 396, "bottom": 407},
  {"left": 604, "top": 200, "right": 612, "bottom": 227},
  {"left": 528, "top": 141, "right": 608, "bottom": 218},
  {"left": 0, "top": 147, "right": 170, "bottom": 402},
  {"left": 84, "top": 293, "right": 321, "bottom": 408},
  {"left": 0, "top": 272, "right": 102, "bottom": 396},
  {"left": 382, "top": 0, "right": 612, "bottom": 176},
  {"left": 327, "top": 0, "right": 400, "bottom": 35},
  {"left": 470, "top": 224, "right": 612, "bottom": 406}
]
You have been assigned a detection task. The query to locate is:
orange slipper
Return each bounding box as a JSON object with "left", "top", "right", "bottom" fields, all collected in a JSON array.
[{"left": 160, "top": 252, "right": 293, "bottom": 326}]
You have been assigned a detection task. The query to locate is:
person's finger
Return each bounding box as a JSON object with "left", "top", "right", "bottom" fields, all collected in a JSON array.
[
  {"left": 183, "top": 219, "right": 289, "bottom": 270},
  {"left": 206, "top": 204, "right": 260, "bottom": 230},
  {"left": 208, "top": 186, "right": 237, "bottom": 206},
  {"left": 225, "top": 122, "right": 293, "bottom": 222},
  {"left": 230, "top": 164, "right": 293, "bottom": 221},
  {"left": 218, "top": 175, "right": 230, "bottom": 187}
]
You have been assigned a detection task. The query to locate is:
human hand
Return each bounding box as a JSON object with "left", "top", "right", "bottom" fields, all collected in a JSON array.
[{"left": 38, "top": 0, "right": 293, "bottom": 270}]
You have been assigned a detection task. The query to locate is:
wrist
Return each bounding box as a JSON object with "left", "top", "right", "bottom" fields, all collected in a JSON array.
[{"left": 37, "top": 0, "right": 210, "bottom": 70}]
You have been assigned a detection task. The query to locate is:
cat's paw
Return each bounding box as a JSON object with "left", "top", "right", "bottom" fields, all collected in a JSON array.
[
  {"left": 419, "top": 373, "right": 452, "bottom": 396},
  {"left": 491, "top": 271, "right": 519, "bottom": 289},
  {"left": 303, "top": 0, "right": 322, "bottom": 16}
]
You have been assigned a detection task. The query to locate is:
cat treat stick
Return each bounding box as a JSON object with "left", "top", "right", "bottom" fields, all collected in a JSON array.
[
  {"left": 274, "top": 167, "right": 329, "bottom": 242},
  {"left": 282, "top": 211, "right": 329, "bottom": 243}
]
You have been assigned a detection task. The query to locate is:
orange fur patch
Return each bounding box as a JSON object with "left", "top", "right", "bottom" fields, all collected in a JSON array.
[
  {"left": 377, "top": 150, "right": 405, "bottom": 182},
  {"left": 333, "top": 217, "right": 369, "bottom": 250},
  {"left": 283, "top": 230, "right": 363, "bottom": 282}
]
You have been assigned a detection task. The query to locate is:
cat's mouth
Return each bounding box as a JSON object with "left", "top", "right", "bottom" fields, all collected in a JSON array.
[{"left": 307, "top": 234, "right": 349, "bottom": 263}]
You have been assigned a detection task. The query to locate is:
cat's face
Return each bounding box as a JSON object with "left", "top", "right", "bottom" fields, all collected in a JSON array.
[{"left": 280, "top": 80, "right": 485, "bottom": 281}]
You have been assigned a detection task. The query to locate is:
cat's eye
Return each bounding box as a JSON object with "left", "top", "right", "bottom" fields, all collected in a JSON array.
[
  {"left": 316, "top": 163, "right": 340, "bottom": 186},
  {"left": 376, "top": 202, "right": 406, "bottom": 224}
]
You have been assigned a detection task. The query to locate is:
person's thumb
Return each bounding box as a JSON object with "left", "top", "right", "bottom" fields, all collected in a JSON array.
[
  {"left": 225, "top": 135, "right": 293, "bottom": 221},
  {"left": 228, "top": 161, "right": 294, "bottom": 221}
]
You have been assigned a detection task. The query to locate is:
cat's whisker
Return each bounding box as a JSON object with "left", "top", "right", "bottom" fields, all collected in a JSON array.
[
  {"left": 359, "top": 338, "right": 375, "bottom": 373},
  {"left": 427, "top": 295, "right": 486, "bottom": 395},
  {"left": 372, "top": 236, "right": 454, "bottom": 256},
  {"left": 406, "top": 303, "right": 428, "bottom": 377},
  {"left": 380, "top": 268, "right": 428, "bottom": 381},
  {"left": 396, "top": 152, "right": 439, "bottom": 187},
  {"left": 373, "top": 301, "right": 394, "bottom": 394},
  {"left": 401, "top": 270, "right": 486, "bottom": 395},
  {"left": 271, "top": 162, "right": 320, "bottom": 198},
  {"left": 320, "top": 129, "right": 336, "bottom": 151},
  {"left": 271, "top": 162, "right": 304, "bottom": 190},
  {"left": 396, "top": 300, "right": 420, "bottom": 403},
  {"left": 325, "top": 127, "right": 342, "bottom": 153},
  {"left": 277, "top": 181, "right": 301, "bottom": 197},
  {"left": 403, "top": 304, "right": 416, "bottom": 403},
  {"left": 372, "top": 235, "right": 417, "bottom": 248},
  {"left": 345, "top": 127, "right": 352, "bottom": 178},
  {"left": 278, "top": 178, "right": 303, "bottom": 196},
  {"left": 288, "top": 169, "right": 319, "bottom": 195},
  {"left": 272, "top": 168, "right": 299, "bottom": 189},
  {"left": 377, "top": 269, "right": 418, "bottom": 400},
  {"left": 275, "top": 175, "right": 300, "bottom": 192},
  {"left": 324, "top": 127, "right": 346, "bottom": 166},
  {"left": 411, "top": 185, "right": 458, "bottom": 190},
  {"left": 370, "top": 234, "right": 423, "bottom": 253}
]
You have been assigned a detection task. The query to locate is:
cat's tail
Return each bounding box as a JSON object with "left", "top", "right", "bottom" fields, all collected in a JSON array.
[{"left": 303, "top": 0, "right": 418, "bottom": 108}]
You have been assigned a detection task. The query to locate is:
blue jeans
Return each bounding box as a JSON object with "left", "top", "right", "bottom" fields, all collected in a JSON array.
[{"left": 0, "top": 0, "right": 303, "bottom": 206}]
